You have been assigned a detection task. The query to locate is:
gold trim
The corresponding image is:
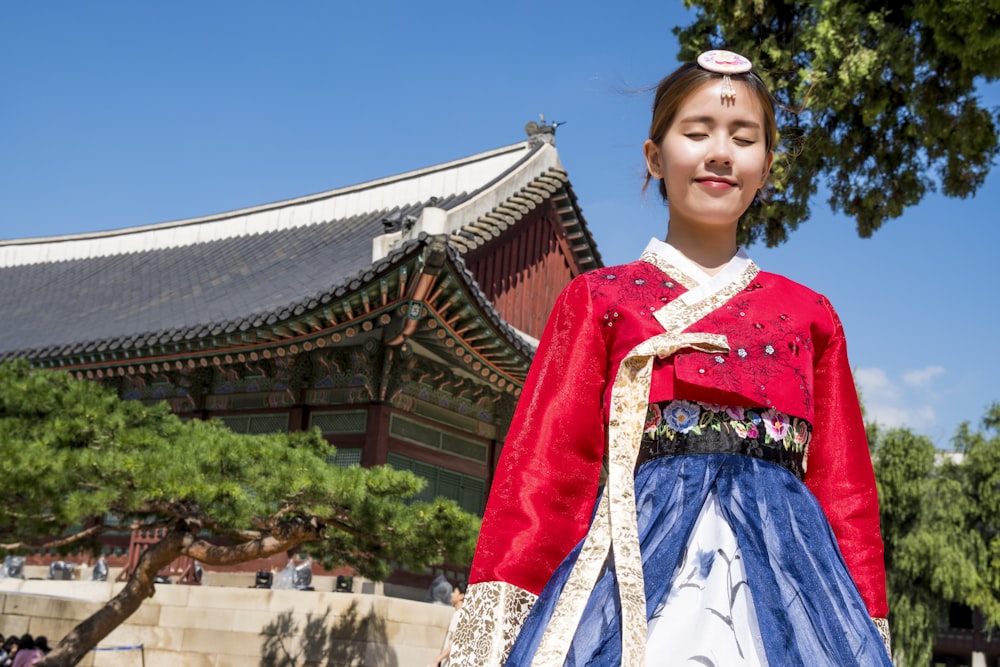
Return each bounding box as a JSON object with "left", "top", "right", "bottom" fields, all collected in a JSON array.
[
  {"left": 638, "top": 250, "right": 700, "bottom": 290},
  {"left": 451, "top": 581, "right": 538, "bottom": 666},
  {"left": 873, "top": 617, "right": 892, "bottom": 659}
]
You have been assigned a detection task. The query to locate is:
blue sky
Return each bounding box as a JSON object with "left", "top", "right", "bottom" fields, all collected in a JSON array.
[{"left": 2, "top": 2, "right": 997, "bottom": 447}]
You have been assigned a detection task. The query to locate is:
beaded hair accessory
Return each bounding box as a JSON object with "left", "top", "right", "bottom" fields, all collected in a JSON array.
[{"left": 697, "top": 50, "right": 753, "bottom": 103}]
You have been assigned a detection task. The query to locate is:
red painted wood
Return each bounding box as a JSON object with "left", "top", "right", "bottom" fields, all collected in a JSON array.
[
  {"left": 465, "top": 204, "right": 581, "bottom": 340},
  {"left": 116, "top": 527, "right": 202, "bottom": 585}
]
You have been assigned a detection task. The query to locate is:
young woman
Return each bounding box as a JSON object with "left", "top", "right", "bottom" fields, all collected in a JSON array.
[{"left": 451, "top": 51, "right": 892, "bottom": 666}]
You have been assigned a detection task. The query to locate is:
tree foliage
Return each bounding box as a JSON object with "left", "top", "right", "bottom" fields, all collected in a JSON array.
[
  {"left": 0, "top": 360, "right": 479, "bottom": 666},
  {"left": 871, "top": 403, "right": 1000, "bottom": 666},
  {"left": 677, "top": 0, "right": 1000, "bottom": 246}
]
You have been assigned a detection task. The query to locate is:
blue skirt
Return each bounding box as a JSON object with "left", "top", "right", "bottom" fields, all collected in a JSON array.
[{"left": 505, "top": 454, "right": 892, "bottom": 666}]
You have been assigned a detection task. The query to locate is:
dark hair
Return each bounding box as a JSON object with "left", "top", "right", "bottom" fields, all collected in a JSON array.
[
  {"left": 455, "top": 580, "right": 468, "bottom": 595},
  {"left": 35, "top": 636, "right": 51, "bottom": 653},
  {"left": 644, "top": 60, "right": 777, "bottom": 201},
  {"left": 18, "top": 634, "right": 36, "bottom": 650}
]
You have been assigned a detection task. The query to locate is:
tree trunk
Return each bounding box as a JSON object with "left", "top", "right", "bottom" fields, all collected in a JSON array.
[
  {"left": 35, "top": 529, "right": 187, "bottom": 667},
  {"left": 34, "top": 520, "right": 321, "bottom": 666}
]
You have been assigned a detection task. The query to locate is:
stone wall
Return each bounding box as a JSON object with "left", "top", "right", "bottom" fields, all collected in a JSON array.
[{"left": 0, "top": 579, "right": 455, "bottom": 666}]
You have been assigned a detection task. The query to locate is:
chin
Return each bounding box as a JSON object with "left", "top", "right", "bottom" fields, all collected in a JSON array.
[{"left": 693, "top": 213, "right": 742, "bottom": 228}]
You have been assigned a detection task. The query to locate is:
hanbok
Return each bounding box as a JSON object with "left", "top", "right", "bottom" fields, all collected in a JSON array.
[{"left": 451, "top": 240, "right": 891, "bottom": 666}]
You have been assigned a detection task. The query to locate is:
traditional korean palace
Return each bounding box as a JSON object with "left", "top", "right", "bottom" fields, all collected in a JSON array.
[{"left": 0, "top": 126, "right": 600, "bottom": 526}]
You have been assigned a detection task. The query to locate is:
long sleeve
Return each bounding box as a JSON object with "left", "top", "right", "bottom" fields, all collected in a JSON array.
[
  {"left": 470, "top": 274, "right": 608, "bottom": 592},
  {"left": 804, "top": 297, "right": 888, "bottom": 619},
  {"left": 452, "top": 275, "right": 608, "bottom": 666}
]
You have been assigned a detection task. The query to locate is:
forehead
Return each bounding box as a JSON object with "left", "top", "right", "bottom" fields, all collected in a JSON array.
[{"left": 672, "top": 79, "right": 766, "bottom": 126}]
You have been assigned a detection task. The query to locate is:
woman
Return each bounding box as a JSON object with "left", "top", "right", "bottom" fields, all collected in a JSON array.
[
  {"left": 451, "top": 51, "right": 892, "bottom": 666},
  {"left": 10, "top": 635, "right": 42, "bottom": 667}
]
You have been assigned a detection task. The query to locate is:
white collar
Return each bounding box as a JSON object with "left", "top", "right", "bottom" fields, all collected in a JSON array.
[{"left": 642, "top": 238, "right": 754, "bottom": 305}]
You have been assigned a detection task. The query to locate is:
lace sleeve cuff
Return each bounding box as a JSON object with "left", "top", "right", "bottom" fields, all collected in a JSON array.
[
  {"left": 873, "top": 617, "right": 891, "bottom": 658},
  {"left": 449, "top": 581, "right": 538, "bottom": 666}
]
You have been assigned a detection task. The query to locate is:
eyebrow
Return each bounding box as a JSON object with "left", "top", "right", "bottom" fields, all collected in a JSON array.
[{"left": 676, "top": 115, "right": 762, "bottom": 129}]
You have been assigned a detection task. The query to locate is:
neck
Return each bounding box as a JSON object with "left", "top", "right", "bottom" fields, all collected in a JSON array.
[{"left": 665, "top": 226, "right": 738, "bottom": 275}]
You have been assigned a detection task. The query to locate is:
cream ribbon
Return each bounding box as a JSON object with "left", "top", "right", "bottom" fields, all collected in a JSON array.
[
  {"left": 531, "top": 331, "right": 730, "bottom": 667},
  {"left": 530, "top": 256, "right": 759, "bottom": 666}
]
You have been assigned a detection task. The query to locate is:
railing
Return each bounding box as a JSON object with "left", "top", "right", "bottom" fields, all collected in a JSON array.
[{"left": 115, "top": 526, "right": 201, "bottom": 585}]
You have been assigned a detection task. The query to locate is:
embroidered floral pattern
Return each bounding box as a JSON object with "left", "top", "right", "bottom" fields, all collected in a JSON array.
[
  {"left": 590, "top": 260, "right": 823, "bottom": 420},
  {"left": 450, "top": 581, "right": 537, "bottom": 666},
  {"left": 873, "top": 617, "right": 892, "bottom": 657},
  {"left": 665, "top": 401, "right": 700, "bottom": 433},
  {"left": 762, "top": 409, "right": 790, "bottom": 441},
  {"left": 591, "top": 262, "right": 685, "bottom": 321},
  {"left": 640, "top": 400, "right": 812, "bottom": 479},
  {"left": 700, "top": 293, "right": 816, "bottom": 415}
]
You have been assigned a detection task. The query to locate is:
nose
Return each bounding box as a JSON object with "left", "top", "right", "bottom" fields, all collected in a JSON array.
[{"left": 706, "top": 135, "right": 733, "bottom": 167}]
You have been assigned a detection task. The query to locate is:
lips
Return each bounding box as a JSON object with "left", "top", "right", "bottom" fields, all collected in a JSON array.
[
  {"left": 695, "top": 176, "right": 737, "bottom": 187},
  {"left": 694, "top": 176, "right": 736, "bottom": 189}
]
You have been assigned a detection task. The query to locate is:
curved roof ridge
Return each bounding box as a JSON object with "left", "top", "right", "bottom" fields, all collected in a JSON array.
[{"left": 1, "top": 141, "right": 533, "bottom": 268}]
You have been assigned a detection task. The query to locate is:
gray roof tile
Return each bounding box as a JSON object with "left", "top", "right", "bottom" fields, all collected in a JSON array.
[
  {"left": 0, "top": 202, "right": 427, "bottom": 357},
  {"left": 0, "top": 141, "right": 599, "bottom": 363}
]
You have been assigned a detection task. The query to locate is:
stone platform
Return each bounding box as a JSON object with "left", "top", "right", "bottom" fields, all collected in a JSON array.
[{"left": 0, "top": 577, "right": 455, "bottom": 666}]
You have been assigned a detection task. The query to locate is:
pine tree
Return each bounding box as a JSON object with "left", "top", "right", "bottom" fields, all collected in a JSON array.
[{"left": 0, "top": 360, "right": 479, "bottom": 666}]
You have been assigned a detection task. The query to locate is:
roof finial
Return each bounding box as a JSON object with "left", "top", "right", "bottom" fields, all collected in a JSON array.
[{"left": 525, "top": 113, "right": 564, "bottom": 146}]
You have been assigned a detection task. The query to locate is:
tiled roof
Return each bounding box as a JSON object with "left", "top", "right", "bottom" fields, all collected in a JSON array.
[
  {"left": 0, "top": 204, "right": 429, "bottom": 359},
  {"left": 0, "top": 139, "right": 598, "bottom": 364}
]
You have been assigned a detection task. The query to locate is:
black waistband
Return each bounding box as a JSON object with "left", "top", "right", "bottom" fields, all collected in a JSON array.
[{"left": 636, "top": 401, "right": 809, "bottom": 480}]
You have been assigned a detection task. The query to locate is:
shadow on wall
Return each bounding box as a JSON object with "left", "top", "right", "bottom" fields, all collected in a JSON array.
[{"left": 260, "top": 600, "right": 399, "bottom": 667}]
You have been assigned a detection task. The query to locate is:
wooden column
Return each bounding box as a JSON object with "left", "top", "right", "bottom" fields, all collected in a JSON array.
[
  {"left": 362, "top": 403, "right": 391, "bottom": 467},
  {"left": 288, "top": 405, "right": 308, "bottom": 433}
]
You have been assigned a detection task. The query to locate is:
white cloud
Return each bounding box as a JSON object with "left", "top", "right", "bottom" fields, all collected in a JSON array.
[
  {"left": 855, "top": 366, "right": 945, "bottom": 431},
  {"left": 903, "top": 366, "right": 945, "bottom": 388},
  {"left": 855, "top": 368, "right": 895, "bottom": 398}
]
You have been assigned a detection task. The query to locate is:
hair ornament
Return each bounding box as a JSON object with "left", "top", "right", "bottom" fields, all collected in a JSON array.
[{"left": 696, "top": 50, "right": 753, "bottom": 103}]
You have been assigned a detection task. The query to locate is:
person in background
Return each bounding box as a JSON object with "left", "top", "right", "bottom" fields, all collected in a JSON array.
[
  {"left": 90, "top": 554, "right": 109, "bottom": 581},
  {"left": 430, "top": 581, "right": 467, "bottom": 667},
  {"left": 31, "top": 638, "right": 49, "bottom": 656},
  {"left": 0, "top": 636, "right": 19, "bottom": 667},
  {"left": 11, "top": 635, "right": 42, "bottom": 667},
  {"left": 424, "top": 573, "right": 453, "bottom": 606}
]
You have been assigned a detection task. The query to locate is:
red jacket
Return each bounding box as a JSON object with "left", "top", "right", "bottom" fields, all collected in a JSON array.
[{"left": 470, "top": 250, "right": 888, "bottom": 618}]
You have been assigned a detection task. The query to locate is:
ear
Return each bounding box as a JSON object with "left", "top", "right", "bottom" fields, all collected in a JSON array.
[
  {"left": 761, "top": 150, "right": 774, "bottom": 187},
  {"left": 643, "top": 139, "right": 664, "bottom": 180}
]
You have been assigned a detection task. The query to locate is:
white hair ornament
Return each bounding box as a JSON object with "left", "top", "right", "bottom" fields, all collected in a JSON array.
[{"left": 696, "top": 50, "right": 753, "bottom": 103}]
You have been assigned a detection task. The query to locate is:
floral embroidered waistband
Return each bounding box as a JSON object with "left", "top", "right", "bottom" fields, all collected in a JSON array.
[{"left": 638, "top": 401, "right": 811, "bottom": 479}]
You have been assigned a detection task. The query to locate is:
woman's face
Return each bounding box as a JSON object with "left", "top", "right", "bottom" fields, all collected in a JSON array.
[{"left": 644, "top": 79, "right": 773, "bottom": 235}]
